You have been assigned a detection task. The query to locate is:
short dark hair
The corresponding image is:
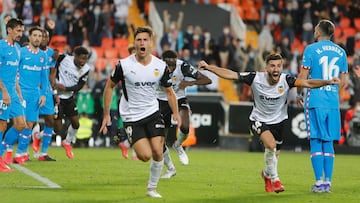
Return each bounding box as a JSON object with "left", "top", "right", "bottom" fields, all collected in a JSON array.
[
  {"left": 265, "top": 53, "right": 282, "bottom": 64},
  {"left": 134, "top": 26, "right": 153, "bottom": 39},
  {"left": 28, "top": 26, "right": 43, "bottom": 36},
  {"left": 161, "top": 50, "right": 177, "bottom": 59},
  {"left": 6, "top": 18, "right": 24, "bottom": 30},
  {"left": 73, "top": 46, "right": 89, "bottom": 56},
  {"left": 317, "top": 19, "right": 335, "bottom": 37}
]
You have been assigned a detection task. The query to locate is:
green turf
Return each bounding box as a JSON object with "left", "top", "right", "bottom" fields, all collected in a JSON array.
[{"left": 0, "top": 147, "right": 359, "bottom": 203}]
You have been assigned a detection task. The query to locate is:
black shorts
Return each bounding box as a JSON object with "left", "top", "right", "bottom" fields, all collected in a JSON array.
[
  {"left": 123, "top": 111, "right": 165, "bottom": 145},
  {"left": 249, "top": 120, "right": 286, "bottom": 150},
  {"left": 158, "top": 98, "right": 190, "bottom": 128},
  {"left": 56, "top": 97, "right": 78, "bottom": 120}
]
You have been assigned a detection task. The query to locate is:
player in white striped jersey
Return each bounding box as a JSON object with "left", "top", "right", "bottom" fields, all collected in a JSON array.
[
  {"left": 198, "top": 54, "right": 339, "bottom": 193},
  {"left": 100, "top": 26, "right": 181, "bottom": 198},
  {"left": 52, "top": 46, "right": 90, "bottom": 159},
  {"left": 158, "top": 50, "right": 211, "bottom": 179}
]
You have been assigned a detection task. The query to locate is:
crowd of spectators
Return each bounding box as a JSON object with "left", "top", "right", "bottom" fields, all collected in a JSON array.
[{"left": 2, "top": 0, "right": 360, "bottom": 146}]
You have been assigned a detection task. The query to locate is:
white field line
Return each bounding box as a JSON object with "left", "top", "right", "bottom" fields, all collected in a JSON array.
[{"left": 11, "top": 164, "right": 62, "bottom": 189}]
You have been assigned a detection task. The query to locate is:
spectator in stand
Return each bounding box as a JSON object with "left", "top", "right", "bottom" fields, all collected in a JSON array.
[
  {"left": 300, "top": 0, "right": 315, "bottom": 46},
  {"left": 101, "top": 2, "right": 113, "bottom": 38},
  {"left": 161, "top": 10, "right": 184, "bottom": 53},
  {"left": 113, "top": 0, "right": 132, "bottom": 24},
  {"left": 218, "top": 25, "right": 233, "bottom": 67},
  {"left": 203, "top": 30, "right": 217, "bottom": 64},
  {"left": 65, "top": 9, "right": 86, "bottom": 49},
  {"left": 264, "top": 0, "right": 281, "bottom": 27},
  {"left": 87, "top": 4, "right": 105, "bottom": 46},
  {"left": 258, "top": 24, "right": 274, "bottom": 53},
  {"left": 183, "top": 24, "right": 194, "bottom": 52},
  {"left": 0, "top": 14, "right": 13, "bottom": 40},
  {"left": 31, "top": 0, "right": 43, "bottom": 17},
  {"left": 21, "top": 0, "right": 34, "bottom": 30},
  {"left": 280, "top": 2, "right": 296, "bottom": 45},
  {"left": 0, "top": 0, "right": 17, "bottom": 39}
]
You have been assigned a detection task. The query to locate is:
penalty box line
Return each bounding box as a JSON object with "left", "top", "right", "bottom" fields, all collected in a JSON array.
[{"left": 12, "top": 164, "right": 62, "bottom": 189}]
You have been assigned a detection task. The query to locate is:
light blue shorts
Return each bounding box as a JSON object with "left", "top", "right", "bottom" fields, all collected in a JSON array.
[
  {"left": 39, "top": 90, "right": 55, "bottom": 115},
  {"left": 305, "top": 108, "right": 341, "bottom": 141}
]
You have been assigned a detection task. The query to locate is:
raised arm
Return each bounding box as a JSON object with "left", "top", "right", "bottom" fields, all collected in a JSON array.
[
  {"left": 198, "top": 60, "right": 239, "bottom": 80},
  {"left": 295, "top": 77, "right": 340, "bottom": 88}
]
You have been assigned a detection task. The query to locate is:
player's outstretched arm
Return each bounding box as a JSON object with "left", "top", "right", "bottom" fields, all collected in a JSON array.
[{"left": 198, "top": 60, "right": 238, "bottom": 80}]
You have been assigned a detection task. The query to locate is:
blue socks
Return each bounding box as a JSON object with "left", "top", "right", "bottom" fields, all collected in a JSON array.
[
  {"left": 17, "top": 128, "right": 32, "bottom": 155},
  {"left": 41, "top": 126, "right": 53, "bottom": 155},
  {"left": 310, "top": 138, "right": 324, "bottom": 182},
  {"left": 310, "top": 138, "right": 335, "bottom": 184}
]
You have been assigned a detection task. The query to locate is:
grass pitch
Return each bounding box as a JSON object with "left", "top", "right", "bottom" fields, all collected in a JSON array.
[{"left": 0, "top": 147, "right": 359, "bottom": 203}]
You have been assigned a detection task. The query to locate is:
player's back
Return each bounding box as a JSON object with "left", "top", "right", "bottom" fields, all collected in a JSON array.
[{"left": 303, "top": 40, "right": 348, "bottom": 109}]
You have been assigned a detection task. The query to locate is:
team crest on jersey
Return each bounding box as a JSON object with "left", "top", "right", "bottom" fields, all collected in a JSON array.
[
  {"left": 172, "top": 76, "right": 178, "bottom": 83},
  {"left": 278, "top": 86, "right": 284, "bottom": 94},
  {"left": 40, "top": 57, "right": 44, "bottom": 63},
  {"left": 154, "top": 69, "right": 160, "bottom": 77}
]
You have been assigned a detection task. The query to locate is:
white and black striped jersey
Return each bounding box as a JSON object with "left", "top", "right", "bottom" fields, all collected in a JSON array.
[
  {"left": 238, "top": 72, "right": 297, "bottom": 125},
  {"left": 55, "top": 55, "right": 90, "bottom": 99},
  {"left": 110, "top": 54, "right": 172, "bottom": 122},
  {"left": 157, "top": 59, "right": 199, "bottom": 101}
]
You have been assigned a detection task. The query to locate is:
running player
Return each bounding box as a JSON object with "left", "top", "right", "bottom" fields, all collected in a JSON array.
[
  {"left": 100, "top": 26, "right": 181, "bottom": 198},
  {"left": 198, "top": 53, "right": 339, "bottom": 193}
]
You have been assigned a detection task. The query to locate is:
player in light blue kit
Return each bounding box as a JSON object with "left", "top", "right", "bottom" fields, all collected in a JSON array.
[
  {"left": 297, "top": 19, "right": 348, "bottom": 193},
  {"left": 14, "top": 26, "right": 48, "bottom": 164},
  {"left": 31, "top": 29, "right": 58, "bottom": 161},
  {"left": 0, "top": 18, "right": 26, "bottom": 171}
]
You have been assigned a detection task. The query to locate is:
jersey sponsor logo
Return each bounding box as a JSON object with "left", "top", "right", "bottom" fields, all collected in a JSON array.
[
  {"left": 259, "top": 95, "right": 280, "bottom": 102},
  {"left": 64, "top": 70, "right": 79, "bottom": 82},
  {"left": 25, "top": 57, "right": 31, "bottom": 60},
  {"left": 23, "top": 65, "right": 42, "bottom": 71},
  {"left": 134, "top": 81, "right": 156, "bottom": 87},
  {"left": 6, "top": 60, "right": 19, "bottom": 66}
]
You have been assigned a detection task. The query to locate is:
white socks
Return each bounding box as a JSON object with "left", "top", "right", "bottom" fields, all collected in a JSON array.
[
  {"left": 175, "top": 129, "right": 188, "bottom": 146},
  {"left": 148, "top": 159, "right": 164, "bottom": 189},
  {"left": 123, "top": 139, "right": 130, "bottom": 148},
  {"left": 264, "top": 148, "right": 279, "bottom": 181},
  {"left": 66, "top": 125, "right": 78, "bottom": 144},
  {"left": 163, "top": 145, "right": 175, "bottom": 170}
]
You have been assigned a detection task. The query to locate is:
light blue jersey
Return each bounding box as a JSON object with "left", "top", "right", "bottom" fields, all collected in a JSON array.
[
  {"left": 40, "top": 47, "right": 56, "bottom": 115},
  {"left": 302, "top": 40, "right": 348, "bottom": 109},
  {"left": 0, "top": 39, "right": 22, "bottom": 120},
  {"left": 0, "top": 39, "right": 21, "bottom": 95},
  {"left": 18, "top": 46, "right": 48, "bottom": 122},
  {"left": 302, "top": 40, "right": 348, "bottom": 141}
]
